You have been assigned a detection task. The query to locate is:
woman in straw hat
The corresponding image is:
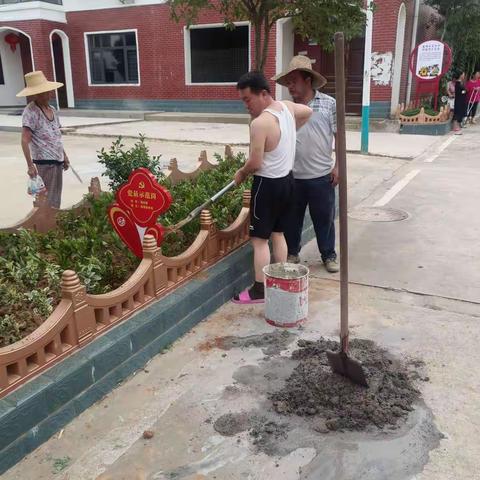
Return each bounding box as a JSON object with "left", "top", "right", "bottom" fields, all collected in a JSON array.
[{"left": 17, "top": 71, "right": 70, "bottom": 208}]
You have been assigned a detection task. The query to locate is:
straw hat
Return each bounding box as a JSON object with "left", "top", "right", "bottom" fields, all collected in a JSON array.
[
  {"left": 272, "top": 55, "right": 327, "bottom": 90},
  {"left": 16, "top": 71, "right": 63, "bottom": 97}
]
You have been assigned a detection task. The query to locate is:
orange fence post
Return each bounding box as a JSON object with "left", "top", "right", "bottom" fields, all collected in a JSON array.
[
  {"left": 200, "top": 210, "right": 218, "bottom": 262},
  {"left": 61, "top": 271, "right": 96, "bottom": 346}
]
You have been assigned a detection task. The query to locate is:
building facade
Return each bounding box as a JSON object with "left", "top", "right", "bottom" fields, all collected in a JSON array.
[{"left": 0, "top": 0, "right": 432, "bottom": 117}]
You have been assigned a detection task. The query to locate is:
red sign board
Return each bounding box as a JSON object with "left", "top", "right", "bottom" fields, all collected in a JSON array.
[
  {"left": 409, "top": 41, "right": 452, "bottom": 110},
  {"left": 117, "top": 169, "right": 171, "bottom": 227},
  {"left": 108, "top": 168, "right": 172, "bottom": 258}
]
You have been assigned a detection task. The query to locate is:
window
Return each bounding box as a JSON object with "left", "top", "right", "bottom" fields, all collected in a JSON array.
[
  {"left": 86, "top": 31, "right": 139, "bottom": 85},
  {"left": 188, "top": 25, "right": 249, "bottom": 84},
  {"left": 0, "top": 52, "right": 4, "bottom": 85}
]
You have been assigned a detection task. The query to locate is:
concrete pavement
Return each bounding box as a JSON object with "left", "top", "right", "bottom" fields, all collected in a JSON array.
[
  {"left": 0, "top": 128, "right": 402, "bottom": 228},
  {"left": 4, "top": 125, "right": 480, "bottom": 479},
  {"left": 66, "top": 120, "right": 439, "bottom": 159},
  {"left": 0, "top": 113, "right": 139, "bottom": 132},
  {"left": 0, "top": 110, "right": 442, "bottom": 227},
  {"left": 0, "top": 131, "right": 247, "bottom": 227},
  {"left": 6, "top": 280, "right": 476, "bottom": 480}
]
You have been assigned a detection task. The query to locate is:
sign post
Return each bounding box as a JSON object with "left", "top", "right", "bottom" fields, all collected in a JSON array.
[
  {"left": 108, "top": 168, "right": 172, "bottom": 258},
  {"left": 409, "top": 40, "right": 452, "bottom": 110}
]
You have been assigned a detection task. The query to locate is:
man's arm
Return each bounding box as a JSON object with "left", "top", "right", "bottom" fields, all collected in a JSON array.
[
  {"left": 331, "top": 133, "right": 339, "bottom": 186},
  {"left": 284, "top": 100, "right": 312, "bottom": 129},
  {"left": 234, "top": 117, "right": 267, "bottom": 185},
  {"left": 330, "top": 101, "right": 339, "bottom": 186},
  {"left": 21, "top": 127, "right": 37, "bottom": 178}
]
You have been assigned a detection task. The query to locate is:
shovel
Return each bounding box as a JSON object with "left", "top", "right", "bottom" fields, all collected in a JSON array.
[
  {"left": 165, "top": 180, "right": 236, "bottom": 233},
  {"left": 326, "top": 32, "right": 368, "bottom": 388}
]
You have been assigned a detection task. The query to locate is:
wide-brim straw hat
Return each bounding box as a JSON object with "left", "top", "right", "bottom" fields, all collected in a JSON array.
[
  {"left": 16, "top": 71, "right": 63, "bottom": 97},
  {"left": 272, "top": 55, "right": 327, "bottom": 90}
]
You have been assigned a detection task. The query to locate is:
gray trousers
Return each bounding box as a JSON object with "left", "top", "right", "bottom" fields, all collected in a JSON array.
[{"left": 35, "top": 163, "right": 63, "bottom": 208}]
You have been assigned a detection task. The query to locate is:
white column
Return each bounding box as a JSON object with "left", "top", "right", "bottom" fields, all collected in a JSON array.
[
  {"left": 406, "top": 0, "right": 420, "bottom": 104},
  {"left": 361, "top": 0, "right": 374, "bottom": 153}
]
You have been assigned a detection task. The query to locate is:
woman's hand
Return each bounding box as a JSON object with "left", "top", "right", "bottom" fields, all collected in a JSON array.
[{"left": 27, "top": 164, "right": 38, "bottom": 178}]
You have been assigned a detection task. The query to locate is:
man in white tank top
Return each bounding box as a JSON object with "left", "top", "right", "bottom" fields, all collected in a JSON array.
[{"left": 232, "top": 72, "right": 312, "bottom": 304}]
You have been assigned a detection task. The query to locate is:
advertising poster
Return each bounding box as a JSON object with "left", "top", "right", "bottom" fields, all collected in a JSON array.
[{"left": 415, "top": 41, "right": 444, "bottom": 79}]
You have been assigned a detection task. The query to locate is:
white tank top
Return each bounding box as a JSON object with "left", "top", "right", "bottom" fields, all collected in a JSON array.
[{"left": 255, "top": 102, "right": 296, "bottom": 178}]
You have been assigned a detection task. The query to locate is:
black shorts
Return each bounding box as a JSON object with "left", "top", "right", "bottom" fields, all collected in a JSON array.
[{"left": 250, "top": 172, "right": 295, "bottom": 239}]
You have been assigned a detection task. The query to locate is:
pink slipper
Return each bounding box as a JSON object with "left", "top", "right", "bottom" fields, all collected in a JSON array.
[{"left": 232, "top": 289, "right": 265, "bottom": 304}]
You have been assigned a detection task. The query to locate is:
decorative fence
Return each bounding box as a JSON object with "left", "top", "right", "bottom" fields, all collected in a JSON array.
[
  {"left": 0, "top": 147, "right": 223, "bottom": 234},
  {"left": 0, "top": 190, "right": 251, "bottom": 398},
  {"left": 395, "top": 103, "right": 451, "bottom": 124}
]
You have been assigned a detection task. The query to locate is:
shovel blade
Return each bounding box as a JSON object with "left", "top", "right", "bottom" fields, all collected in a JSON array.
[{"left": 326, "top": 350, "right": 369, "bottom": 387}]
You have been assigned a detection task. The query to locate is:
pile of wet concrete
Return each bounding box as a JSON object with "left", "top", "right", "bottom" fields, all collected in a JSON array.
[
  {"left": 270, "top": 337, "right": 420, "bottom": 431},
  {"left": 211, "top": 333, "right": 440, "bottom": 477}
]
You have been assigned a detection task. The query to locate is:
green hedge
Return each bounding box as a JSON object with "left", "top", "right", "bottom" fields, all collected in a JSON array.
[{"left": 401, "top": 106, "right": 440, "bottom": 117}]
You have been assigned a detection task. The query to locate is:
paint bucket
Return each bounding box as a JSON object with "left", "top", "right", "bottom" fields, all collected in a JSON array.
[{"left": 263, "top": 263, "right": 309, "bottom": 328}]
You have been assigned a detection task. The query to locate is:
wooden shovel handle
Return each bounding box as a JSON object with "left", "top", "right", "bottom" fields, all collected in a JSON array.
[{"left": 334, "top": 32, "right": 350, "bottom": 353}]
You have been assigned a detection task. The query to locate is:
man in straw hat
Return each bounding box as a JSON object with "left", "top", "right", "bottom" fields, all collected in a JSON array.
[
  {"left": 272, "top": 55, "right": 339, "bottom": 273},
  {"left": 17, "top": 71, "right": 70, "bottom": 208},
  {"left": 232, "top": 71, "right": 312, "bottom": 304}
]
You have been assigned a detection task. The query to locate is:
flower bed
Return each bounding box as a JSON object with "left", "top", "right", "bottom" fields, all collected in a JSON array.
[
  {"left": 0, "top": 139, "right": 249, "bottom": 348},
  {"left": 395, "top": 103, "right": 452, "bottom": 135},
  {"left": 395, "top": 103, "right": 451, "bottom": 124}
]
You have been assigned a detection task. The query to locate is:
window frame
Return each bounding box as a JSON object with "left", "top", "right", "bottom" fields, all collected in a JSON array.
[
  {"left": 84, "top": 28, "right": 140, "bottom": 87},
  {"left": 184, "top": 21, "right": 251, "bottom": 86}
]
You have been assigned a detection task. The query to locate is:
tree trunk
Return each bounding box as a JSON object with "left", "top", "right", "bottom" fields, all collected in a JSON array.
[
  {"left": 259, "top": 15, "right": 270, "bottom": 72},
  {"left": 253, "top": 19, "right": 263, "bottom": 70}
]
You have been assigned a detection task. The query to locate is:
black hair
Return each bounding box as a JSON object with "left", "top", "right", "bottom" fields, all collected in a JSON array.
[
  {"left": 451, "top": 70, "right": 463, "bottom": 81},
  {"left": 236, "top": 71, "right": 271, "bottom": 94}
]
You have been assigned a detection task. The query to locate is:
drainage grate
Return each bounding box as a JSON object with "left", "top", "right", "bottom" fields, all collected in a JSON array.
[{"left": 348, "top": 207, "right": 409, "bottom": 222}]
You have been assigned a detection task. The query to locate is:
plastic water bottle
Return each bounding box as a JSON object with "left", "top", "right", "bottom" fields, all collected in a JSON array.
[{"left": 27, "top": 175, "right": 47, "bottom": 197}]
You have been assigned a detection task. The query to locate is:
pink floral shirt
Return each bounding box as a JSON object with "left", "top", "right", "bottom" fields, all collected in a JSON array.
[
  {"left": 22, "top": 102, "right": 64, "bottom": 162},
  {"left": 466, "top": 79, "right": 480, "bottom": 104}
]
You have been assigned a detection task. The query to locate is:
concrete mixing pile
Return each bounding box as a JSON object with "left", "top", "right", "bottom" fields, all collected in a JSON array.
[{"left": 270, "top": 338, "right": 420, "bottom": 431}]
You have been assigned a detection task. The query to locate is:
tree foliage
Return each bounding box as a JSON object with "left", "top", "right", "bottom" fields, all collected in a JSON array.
[
  {"left": 169, "top": 0, "right": 366, "bottom": 71},
  {"left": 425, "top": 0, "right": 480, "bottom": 74}
]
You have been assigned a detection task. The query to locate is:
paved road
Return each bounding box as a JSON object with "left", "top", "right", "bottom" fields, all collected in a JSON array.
[
  {"left": 0, "top": 118, "right": 440, "bottom": 227},
  {"left": 3, "top": 126, "right": 480, "bottom": 479},
  {"left": 68, "top": 120, "right": 438, "bottom": 158},
  {"left": 0, "top": 131, "right": 246, "bottom": 227},
  {"left": 0, "top": 113, "right": 137, "bottom": 129},
  {"left": 304, "top": 127, "right": 480, "bottom": 303}
]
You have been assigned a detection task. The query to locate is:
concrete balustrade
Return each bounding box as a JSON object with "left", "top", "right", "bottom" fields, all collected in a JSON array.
[{"left": 0, "top": 186, "right": 251, "bottom": 398}]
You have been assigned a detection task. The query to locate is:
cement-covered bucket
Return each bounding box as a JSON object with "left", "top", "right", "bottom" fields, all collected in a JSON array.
[{"left": 263, "top": 262, "right": 309, "bottom": 328}]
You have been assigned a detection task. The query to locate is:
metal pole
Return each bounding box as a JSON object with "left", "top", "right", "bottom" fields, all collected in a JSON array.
[
  {"left": 334, "top": 32, "right": 349, "bottom": 354},
  {"left": 361, "top": 0, "right": 374, "bottom": 154}
]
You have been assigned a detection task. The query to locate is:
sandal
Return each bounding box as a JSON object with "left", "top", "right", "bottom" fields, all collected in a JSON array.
[{"left": 232, "top": 289, "right": 265, "bottom": 304}]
